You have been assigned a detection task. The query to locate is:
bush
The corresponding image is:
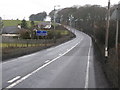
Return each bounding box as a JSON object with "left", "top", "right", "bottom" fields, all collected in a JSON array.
[
  {"left": 19, "top": 29, "right": 31, "bottom": 39},
  {"left": 47, "top": 30, "right": 62, "bottom": 39}
]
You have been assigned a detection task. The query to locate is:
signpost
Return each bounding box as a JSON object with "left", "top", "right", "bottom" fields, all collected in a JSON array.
[
  {"left": 36, "top": 30, "right": 48, "bottom": 46},
  {"left": 36, "top": 30, "right": 47, "bottom": 36},
  {"left": 111, "top": 4, "right": 120, "bottom": 78},
  {"left": 111, "top": 4, "right": 120, "bottom": 55}
]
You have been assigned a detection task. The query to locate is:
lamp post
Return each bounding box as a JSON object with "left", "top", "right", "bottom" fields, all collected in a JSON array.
[
  {"left": 75, "top": 19, "right": 78, "bottom": 29},
  {"left": 74, "top": 18, "right": 79, "bottom": 34},
  {"left": 69, "top": 14, "right": 74, "bottom": 27},
  {"left": 60, "top": 15, "right": 63, "bottom": 24},
  {"left": 53, "top": 5, "right": 60, "bottom": 42},
  {"left": 53, "top": 5, "right": 60, "bottom": 30}
]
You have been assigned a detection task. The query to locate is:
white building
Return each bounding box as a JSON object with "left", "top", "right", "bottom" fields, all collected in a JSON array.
[
  {"left": 44, "top": 16, "right": 51, "bottom": 22},
  {"left": 0, "top": 17, "right": 3, "bottom": 34}
]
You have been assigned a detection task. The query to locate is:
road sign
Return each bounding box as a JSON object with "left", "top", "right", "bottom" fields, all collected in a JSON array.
[
  {"left": 111, "top": 5, "right": 120, "bottom": 20},
  {"left": 36, "top": 30, "right": 47, "bottom": 36}
]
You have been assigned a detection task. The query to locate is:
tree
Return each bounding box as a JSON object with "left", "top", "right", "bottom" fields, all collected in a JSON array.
[
  {"left": 29, "top": 12, "right": 47, "bottom": 21},
  {"left": 30, "top": 21, "right": 35, "bottom": 29},
  {"left": 21, "top": 19, "right": 28, "bottom": 29}
]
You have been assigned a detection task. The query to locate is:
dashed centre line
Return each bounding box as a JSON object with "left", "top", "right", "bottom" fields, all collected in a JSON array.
[
  {"left": 5, "top": 38, "right": 83, "bottom": 89},
  {"left": 7, "top": 76, "right": 21, "bottom": 83},
  {"left": 44, "top": 60, "right": 50, "bottom": 63}
]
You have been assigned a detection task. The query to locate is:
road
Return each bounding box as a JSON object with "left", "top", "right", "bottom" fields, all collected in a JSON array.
[{"left": 2, "top": 26, "right": 109, "bottom": 89}]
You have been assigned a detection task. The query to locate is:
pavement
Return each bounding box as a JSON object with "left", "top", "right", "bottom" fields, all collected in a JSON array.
[{"left": 2, "top": 26, "right": 110, "bottom": 89}]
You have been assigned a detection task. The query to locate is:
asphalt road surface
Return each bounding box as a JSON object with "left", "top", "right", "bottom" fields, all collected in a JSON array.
[{"left": 2, "top": 26, "right": 109, "bottom": 89}]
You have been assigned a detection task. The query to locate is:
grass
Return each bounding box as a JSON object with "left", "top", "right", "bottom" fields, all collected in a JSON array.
[
  {"left": 46, "top": 30, "right": 69, "bottom": 35},
  {"left": 3, "top": 20, "right": 40, "bottom": 27},
  {"left": 56, "top": 30, "right": 69, "bottom": 35},
  {"left": 3, "top": 20, "right": 21, "bottom": 27}
]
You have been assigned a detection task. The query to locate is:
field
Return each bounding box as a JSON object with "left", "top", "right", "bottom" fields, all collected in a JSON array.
[
  {"left": 55, "top": 30, "right": 69, "bottom": 35},
  {"left": 3, "top": 20, "right": 40, "bottom": 27}
]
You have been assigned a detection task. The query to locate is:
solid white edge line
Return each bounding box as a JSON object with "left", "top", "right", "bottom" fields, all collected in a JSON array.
[
  {"left": 85, "top": 38, "right": 91, "bottom": 88},
  {"left": 7, "top": 76, "right": 21, "bottom": 83},
  {"left": 6, "top": 38, "right": 83, "bottom": 89}
]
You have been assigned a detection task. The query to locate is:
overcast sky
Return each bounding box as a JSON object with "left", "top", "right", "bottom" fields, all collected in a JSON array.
[{"left": 0, "top": 0, "right": 119, "bottom": 20}]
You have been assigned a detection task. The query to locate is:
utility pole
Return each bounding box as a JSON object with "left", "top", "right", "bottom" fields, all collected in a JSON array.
[
  {"left": 60, "top": 15, "right": 63, "bottom": 24},
  {"left": 105, "top": 0, "right": 111, "bottom": 57},
  {"left": 116, "top": 18, "right": 119, "bottom": 64},
  {"left": 115, "top": 3, "right": 120, "bottom": 87}
]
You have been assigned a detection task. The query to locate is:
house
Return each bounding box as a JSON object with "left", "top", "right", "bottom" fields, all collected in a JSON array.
[
  {"left": 2, "top": 26, "right": 20, "bottom": 34},
  {"left": 0, "top": 17, "right": 3, "bottom": 34},
  {"left": 38, "top": 21, "right": 52, "bottom": 30}
]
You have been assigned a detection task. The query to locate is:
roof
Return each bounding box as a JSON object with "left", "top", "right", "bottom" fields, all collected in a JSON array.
[{"left": 2, "top": 26, "right": 20, "bottom": 34}]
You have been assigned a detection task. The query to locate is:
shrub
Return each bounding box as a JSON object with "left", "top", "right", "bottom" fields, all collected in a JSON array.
[{"left": 19, "top": 29, "right": 31, "bottom": 39}]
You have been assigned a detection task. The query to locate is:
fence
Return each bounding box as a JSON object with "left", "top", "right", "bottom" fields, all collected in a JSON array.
[
  {"left": 2, "top": 36, "right": 54, "bottom": 48},
  {"left": 2, "top": 35, "right": 74, "bottom": 60},
  {"left": 2, "top": 35, "right": 73, "bottom": 48}
]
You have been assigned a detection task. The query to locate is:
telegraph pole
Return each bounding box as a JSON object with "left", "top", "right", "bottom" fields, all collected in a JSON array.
[
  {"left": 105, "top": 0, "right": 111, "bottom": 57},
  {"left": 115, "top": 16, "right": 119, "bottom": 64},
  {"left": 115, "top": 4, "right": 119, "bottom": 80}
]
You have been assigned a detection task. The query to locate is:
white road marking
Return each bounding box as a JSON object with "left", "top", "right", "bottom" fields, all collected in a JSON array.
[
  {"left": 6, "top": 38, "right": 83, "bottom": 89},
  {"left": 44, "top": 60, "right": 50, "bottom": 63},
  {"left": 7, "top": 76, "right": 21, "bottom": 83},
  {"left": 85, "top": 38, "right": 91, "bottom": 88},
  {"left": 59, "top": 54, "right": 62, "bottom": 56}
]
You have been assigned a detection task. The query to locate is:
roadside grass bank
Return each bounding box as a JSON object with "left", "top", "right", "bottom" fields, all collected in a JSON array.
[
  {"left": 92, "top": 38, "right": 112, "bottom": 87},
  {"left": 2, "top": 24, "right": 75, "bottom": 61},
  {"left": 2, "top": 35, "right": 75, "bottom": 61},
  {"left": 92, "top": 37, "right": 119, "bottom": 88}
]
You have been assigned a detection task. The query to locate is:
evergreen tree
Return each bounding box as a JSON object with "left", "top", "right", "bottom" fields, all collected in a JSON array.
[
  {"left": 21, "top": 19, "right": 28, "bottom": 29},
  {"left": 30, "top": 21, "right": 35, "bottom": 29}
]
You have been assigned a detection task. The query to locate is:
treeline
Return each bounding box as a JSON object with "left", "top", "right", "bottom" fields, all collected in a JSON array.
[
  {"left": 29, "top": 11, "right": 47, "bottom": 21},
  {"left": 49, "top": 4, "right": 120, "bottom": 48}
]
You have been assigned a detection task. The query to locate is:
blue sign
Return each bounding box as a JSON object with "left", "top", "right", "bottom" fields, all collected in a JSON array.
[{"left": 36, "top": 30, "right": 47, "bottom": 36}]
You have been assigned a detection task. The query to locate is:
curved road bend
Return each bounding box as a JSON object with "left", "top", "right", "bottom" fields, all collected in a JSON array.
[{"left": 2, "top": 26, "right": 109, "bottom": 88}]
